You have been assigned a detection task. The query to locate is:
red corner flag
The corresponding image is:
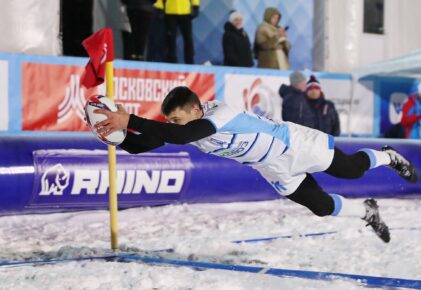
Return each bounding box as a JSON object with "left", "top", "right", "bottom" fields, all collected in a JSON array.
[{"left": 81, "top": 27, "right": 114, "bottom": 89}]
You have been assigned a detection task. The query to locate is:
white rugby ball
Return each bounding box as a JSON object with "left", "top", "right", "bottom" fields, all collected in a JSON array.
[{"left": 84, "top": 95, "right": 127, "bottom": 146}]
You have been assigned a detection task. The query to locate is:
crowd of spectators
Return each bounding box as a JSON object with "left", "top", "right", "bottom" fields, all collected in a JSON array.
[
  {"left": 61, "top": 1, "right": 348, "bottom": 136},
  {"left": 279, "top": 71, "right": 340, "bottom": 136}
]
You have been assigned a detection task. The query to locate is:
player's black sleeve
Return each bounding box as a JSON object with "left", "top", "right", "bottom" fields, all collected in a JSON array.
[
  {"left": 118, "top": 132, "right": 165, "bottom": 154},
  {"left": 127, "top": 114, "right": 217, "bottom": 144}
]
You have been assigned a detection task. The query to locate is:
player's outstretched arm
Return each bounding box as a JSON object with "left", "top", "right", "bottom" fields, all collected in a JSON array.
[
  {"left": 94, "top": 106, "right": 216, "bottom": 145},
  {"left": 126, "top": 114, "right": 216, "bottom": 144},
  {"left": 119, "top": 132, "right": 165, "bottom": 154}
]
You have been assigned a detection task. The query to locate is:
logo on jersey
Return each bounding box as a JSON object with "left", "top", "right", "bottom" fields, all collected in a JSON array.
[
  {"left": 218, "top": 141, "right": 249, "bottom": 157},
  {"left": 271, "top": 181, "right": 286, "bottom": 193},
  {"left": 209, "top": 137, "right": 226, "bottom": 147}
]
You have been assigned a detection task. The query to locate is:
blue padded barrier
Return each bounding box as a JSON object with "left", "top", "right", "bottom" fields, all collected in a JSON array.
[{"left": 0, "top": 134, "right": 420, "bottom": 214}]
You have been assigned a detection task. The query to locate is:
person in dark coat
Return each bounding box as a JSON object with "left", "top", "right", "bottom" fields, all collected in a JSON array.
[
  {"left": 279, "top": 71, "right": 309, "bottom": 125},
  {"left": 125, "top": 0, "right": 155, "bottom": 60},
  {"left": 280, "top": 74, "right": 340, "bottom": 136},
  {"left": 304, "top": 75, "right": 341, "bottom": 136},
  {"left": 222, "top": 11, "right": 253, "bottom": 67}
]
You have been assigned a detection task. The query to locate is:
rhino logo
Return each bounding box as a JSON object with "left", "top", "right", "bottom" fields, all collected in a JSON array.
[{"left": 39, "top": 164, "right": 70, "bottom": 196}]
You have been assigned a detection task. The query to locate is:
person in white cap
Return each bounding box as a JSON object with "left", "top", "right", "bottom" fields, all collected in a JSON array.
[{"left": 222, "top": 11, "right": 253, "bottom": 67}]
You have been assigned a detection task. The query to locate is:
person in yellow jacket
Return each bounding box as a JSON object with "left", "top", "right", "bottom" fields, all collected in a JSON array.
[{"left": 154, "top": 0, "right": 200, "bottom": 64}]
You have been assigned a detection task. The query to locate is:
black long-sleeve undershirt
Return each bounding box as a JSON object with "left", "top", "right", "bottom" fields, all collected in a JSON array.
[
  {"left": 119, "top": 132, "right": 165, "bottom": 154},
  {"left": 119, "top": 114, "right": 216, "bottom": 154}
]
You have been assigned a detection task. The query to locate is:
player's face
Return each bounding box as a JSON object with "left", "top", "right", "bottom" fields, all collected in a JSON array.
[{"left": 165, "top": 104, "right": 203, "bottom": 125}]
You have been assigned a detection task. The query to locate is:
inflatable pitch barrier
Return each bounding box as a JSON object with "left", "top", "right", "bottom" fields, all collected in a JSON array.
[{"left": 0, "top": 134, "right": 420, "bottom": 215}]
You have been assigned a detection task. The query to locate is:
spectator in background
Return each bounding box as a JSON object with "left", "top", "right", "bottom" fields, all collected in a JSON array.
[
  {"left": 254, "top": 7, "right": 290, "bottom": 70},
  {"left": 401, "top": 83, "right": 421, "bottom": 139},
  {"left": 146, "top": 3, "right": 167, "bottom": 62},
  {"left": 61, "top": 0, "right": 93, "bottom": 56},
  {"left": 119, "top": 1, "right": 133, "bottom": 60},
  {"left": 304, "top": 76, "right": 340, "bottom": 136},
  {"left": 155, "top": 0, "right": 200, "bottom": 64},
  {"left": 279, "top": 71, "right": 309, "bottom": 125},
  {"left": 125, "top": 0, "right": 155, "bottom": 61},
  {"left": 222, "top": 11, "right": 253, "bottom": 67}
]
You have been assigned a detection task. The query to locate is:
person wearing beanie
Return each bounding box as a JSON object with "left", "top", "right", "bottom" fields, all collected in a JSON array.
[
  {"left": 304, "top": 75, "right": 340, "bottom": 136},
  {"left": 222, "top": 11, "right": 253, "bottom": 67},
  {"left": 279, "top": 71, "right": 311, "bottom": 125},
  {"left": 401, "top": 82, "right": 421, "bottom": 139},
  {"left": 254, "top": 7, "right": 291, "bottom": 70}
]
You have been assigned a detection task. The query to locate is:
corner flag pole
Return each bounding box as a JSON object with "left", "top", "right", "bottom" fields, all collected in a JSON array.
[{"left": 105, "top": 61, "right": 118, "bottom": 250}]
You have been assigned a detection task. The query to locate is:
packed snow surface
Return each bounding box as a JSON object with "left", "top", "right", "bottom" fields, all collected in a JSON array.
[{"left": 0, "top": 198, "right": 420, "bottom": 289}]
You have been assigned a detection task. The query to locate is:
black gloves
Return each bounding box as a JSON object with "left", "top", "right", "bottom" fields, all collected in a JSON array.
[{"left": 191, "top": 5, "right": 199, "bottom": 19}]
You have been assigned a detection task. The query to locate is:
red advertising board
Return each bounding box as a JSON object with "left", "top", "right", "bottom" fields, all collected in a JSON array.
[{"left": 22, "top": 63, "right": 215, "bottom": 131}]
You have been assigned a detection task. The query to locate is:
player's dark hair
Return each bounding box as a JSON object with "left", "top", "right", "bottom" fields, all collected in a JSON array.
[{"left": 161, "top": 86, "right": 201, "bottom": 116}]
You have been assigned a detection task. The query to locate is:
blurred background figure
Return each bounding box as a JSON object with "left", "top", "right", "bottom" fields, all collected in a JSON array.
[
  {"left": 146, "top": 3, "right": 166, "bottom": 62},
  {"left": 254, "top": 7, "right": 290, "bottom": 70},
  {"left": 125, "top": 0, "right": 155, "bottom": 61},
  {"left": 119, "top": 1, "right": 132, "bottom": 60},
  {"left": 401, "top": 82, "right": 421, "bottom": 139},
  {"left": 61, "top": 0, "right": 93, "bottom": 56},
  {"left": 304, "top": 75, "right": 340, "bottom": 136},
  {"left": 222, "top": 11, "right": 253, "bottom": 67},
  {"left": 155, "top": 0, "right": 200, "bottom": 64},
  {"left": 279, "top": 71, "right": 308, "bottom": 124}
]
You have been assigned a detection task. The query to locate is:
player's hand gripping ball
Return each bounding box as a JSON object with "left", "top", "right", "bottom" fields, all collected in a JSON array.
[{"left": 84, "top": 95, "right": 127, "bottom": 146}]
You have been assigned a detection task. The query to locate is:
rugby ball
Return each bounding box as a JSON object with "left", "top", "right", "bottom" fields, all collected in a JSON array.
[{"left": 84, "top": 95, "right": 127, "bottom": 146}]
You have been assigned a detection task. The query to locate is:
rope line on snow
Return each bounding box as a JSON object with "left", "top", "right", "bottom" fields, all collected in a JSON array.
[
  {"left": 1, "top": 252, "right": 420, "bottom": 289},
  {"left": 117, "top": 254, "right": 421, "bottom": 290}
]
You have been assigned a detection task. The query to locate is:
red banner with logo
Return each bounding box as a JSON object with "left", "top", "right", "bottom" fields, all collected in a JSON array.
[{"left": 22, "top": 63, "right": 215, "bottom": 131}]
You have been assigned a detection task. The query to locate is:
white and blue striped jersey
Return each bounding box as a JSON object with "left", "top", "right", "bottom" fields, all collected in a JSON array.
[
  {"left": 191, "top": 101, "right": 290, "bottom": 164},
  {"left": 191, "top": 101, "right": 335, "bottom": 195}
]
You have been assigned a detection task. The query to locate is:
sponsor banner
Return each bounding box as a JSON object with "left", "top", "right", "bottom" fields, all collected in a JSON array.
[
  {"left": 224, "top": 74, "right": 287, "bottom": 121},
  {"left": 378, "top": 77, "right": 414, "bottom": 135},
  {"left": 22, "top": 63, "right": 215, "bottom": 131},
  {"left": 224, "top": 73, "right": 375, "bottom": 135},
  {"left": 28, "top": 150, "right": 192, "bottom": 209},
  {"left": 348, "top": 81, "right": 374, "bottom": 135},
  {"left": 310, "top": 78, "right": 375, "bottom": 135},
  {"left": 0, "top": 60, "right": 8, "bottom": 131}
]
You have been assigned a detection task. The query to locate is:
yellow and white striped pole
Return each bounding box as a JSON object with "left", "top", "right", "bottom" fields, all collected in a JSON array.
[{"left": 105, "top": 61, "right": 118, "bottom": 250}]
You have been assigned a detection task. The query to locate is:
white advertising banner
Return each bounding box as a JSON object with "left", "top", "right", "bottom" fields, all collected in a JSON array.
[
  {"left": 309, "top": 78, "right": 374, "bottom": 135},
  {"left": 349, "top": 81, "right": 374, "bottom": 135},
  {"left": 224, "top": 74, "right": 374, "bottom": 135},
  {"left": 0, "top": 60, "right": 8, "bottom": 131},
  {"left": 224, "top": 74, "right": 288, "bottom": 122}
]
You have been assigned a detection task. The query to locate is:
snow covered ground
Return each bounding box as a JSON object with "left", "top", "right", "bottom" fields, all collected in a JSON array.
[{"left": 0, "top": 198, "right": 420, "bottom": 290}]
